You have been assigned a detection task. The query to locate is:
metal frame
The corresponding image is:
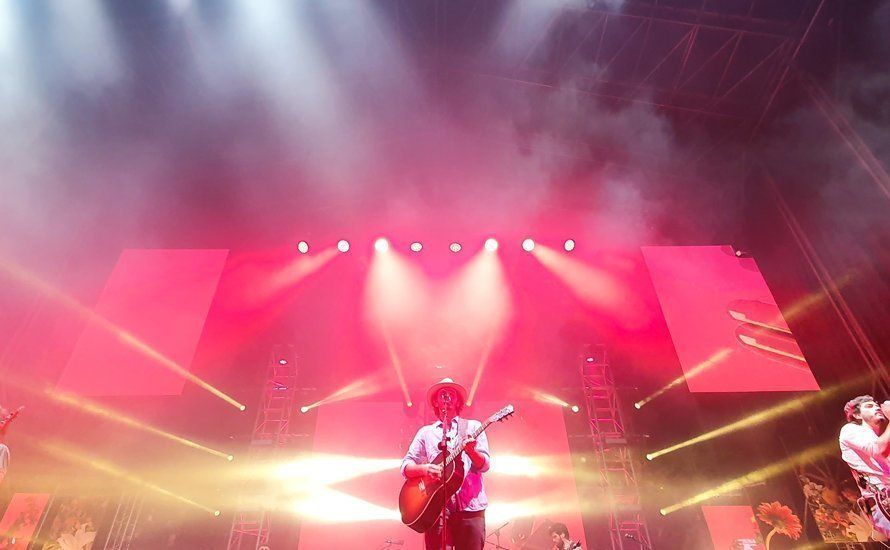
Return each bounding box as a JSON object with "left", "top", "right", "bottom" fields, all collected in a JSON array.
[
  {"left": 103, "top": 494, "right": 145, "bottom": 550},
  {"left": 580, "top": 345, "right": 651, "bottom": 550},
  {"left": 227, "top": 345, "right": 299, "bottom": 550}
]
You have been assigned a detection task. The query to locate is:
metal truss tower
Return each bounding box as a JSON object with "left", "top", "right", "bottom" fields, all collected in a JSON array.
[
  {"left": 580, "top": 345, "right": 651, "bottom": 550},
  {"left": 227, "top": 345, "right": 299, "bottom": 550}
]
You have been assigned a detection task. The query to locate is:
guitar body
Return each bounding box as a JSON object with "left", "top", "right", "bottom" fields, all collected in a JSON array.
[{"left": 398, "top": 450, "right": 465, "bottom": 533}]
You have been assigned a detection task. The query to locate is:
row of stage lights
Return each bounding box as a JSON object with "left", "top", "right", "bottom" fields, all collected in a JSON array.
[{"left": 296, "top": 238, "right": 577, "bottom": 254}]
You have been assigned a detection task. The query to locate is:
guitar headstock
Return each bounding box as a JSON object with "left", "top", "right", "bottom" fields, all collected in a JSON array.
[{"left": 489, "top": 404, "right": 515, "bottom": 423}]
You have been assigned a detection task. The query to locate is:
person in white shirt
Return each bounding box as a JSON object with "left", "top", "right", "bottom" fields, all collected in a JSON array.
[
  {"left": 839, "top": 395, "right": 890, "bottom": 537},
  {"left": 0, "top": 405, "right": 9, "bottom": 485},
  {"left": 402, "top": 378, "right": 491, "bottom": 550}
]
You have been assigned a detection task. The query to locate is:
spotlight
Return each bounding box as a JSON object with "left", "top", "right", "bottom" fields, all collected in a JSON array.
[
  {"left": 278, "top": 359, "right": 288, "bottom": 366},
  {"left": 410, "top": 242, "right": 423, "bottom": 252},
  {"left": 406, "top": 401, "right": 413, "bottom": 408},
  {"left": 634, "top": 402, "right": 642, "bottom": 410},
  {"left": 239, "top": 405, "right": 247, "bottom": 412},
  {"left": 227, "top": 454, "right": 235, "bottom": 462},
  {"left": 564, "top": 239, "right": 575, "bottom": 252},
  {"left": 585, "top": 356, "right": 594, "bottom": 363},
  {"left": 450, "top": 242, "right": 462, "bottom": 253},
  {"left": 484, "top": 238, "right": 499, "bottom": 252},
  {"left": 646, "top": 453, "right": 654, "bottom": 461},
  {"left": 570, "top": 405, "right": 580, "bottom": 414},
  {"left": 214, "top": 510, "right": 221, "bottom": 517},
  {"left": 521, "top": 238, "right": 535, "bottom": 252},
  {"left": 300, "top": 406, "right": 310, "bottom": 414},
  {"left": 297, "top": 241, "right": 309, "bottom": 254},
  {"left": 374, "top": 238, "right": 390, "bottom": 252},
  {"left": 337, "top": 240, "right": 350, "bottom": 253}
]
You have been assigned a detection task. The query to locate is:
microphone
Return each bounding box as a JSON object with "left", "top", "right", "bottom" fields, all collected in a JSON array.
[{"left": 384, "top": 540, "right": 404, "bottom": 545}]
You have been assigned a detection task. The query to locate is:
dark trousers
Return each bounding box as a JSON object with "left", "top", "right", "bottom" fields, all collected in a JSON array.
[{"left": 424, "top": 511, "right": 485, "bottom": 550}]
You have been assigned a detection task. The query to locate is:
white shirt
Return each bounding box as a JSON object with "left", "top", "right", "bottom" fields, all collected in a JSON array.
[
  {"left": 839, "top": 422, "right": 890, "bottom": 494},
  {"left": 401, "top": 417, "right": 491, "bottom": 512}
]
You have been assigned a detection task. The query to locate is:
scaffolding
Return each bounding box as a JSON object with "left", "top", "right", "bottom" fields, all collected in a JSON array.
[
  {"left": 580, "top": 345, "right": 652, "bottom": 550},
  {"left": 226, "top": 345, "right": 298, "bottom": 550}
]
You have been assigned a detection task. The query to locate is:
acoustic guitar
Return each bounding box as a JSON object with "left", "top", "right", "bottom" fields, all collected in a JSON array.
[{"left": 399, "top": 404, "right": 515, "bottom": 533}]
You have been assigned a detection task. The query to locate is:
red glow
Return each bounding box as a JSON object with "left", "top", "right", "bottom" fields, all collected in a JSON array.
[
  {"left": 58, "top": 249, "right": 228, "bottom": 396},
  {"left": 0, "top": 493, "right": 50, "bottom": 548},
  {"left": 702, "top": 505, "right": 764, "bottom": 549}
]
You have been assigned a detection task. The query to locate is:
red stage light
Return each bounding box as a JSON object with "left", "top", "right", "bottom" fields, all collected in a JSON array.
[
  {"left": 410, "top": 242, "right": 422, "bottom": 252},
  {"left": 374, "top": 238, "right": 390, "bottom": 253},
  {"left": 297, "top": 241, "right": 309, "bottom": 254},
  {"left": 521, "top": 238, "right": 535, "bottom": 252},
  {"left": 449, "top": 242, "right": 462, "bottom": 253},
  {"left": 484, "top": 238, "right": 499, "bottom": 252},
  {"left": 337, "top": 240, "right": 350, "bottom": 253},
  {"left": 564, "top": 239, "right": 575, "bottom": 252}
]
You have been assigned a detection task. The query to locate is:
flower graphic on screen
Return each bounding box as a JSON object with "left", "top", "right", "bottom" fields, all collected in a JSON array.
[{"left": 756, "top": 501, "right": 802, "bottom": 549}]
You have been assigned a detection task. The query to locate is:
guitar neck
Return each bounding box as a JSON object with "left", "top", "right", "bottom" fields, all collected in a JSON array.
[{"left": 444, "top": 418, "right": 492, "bottom": 466}]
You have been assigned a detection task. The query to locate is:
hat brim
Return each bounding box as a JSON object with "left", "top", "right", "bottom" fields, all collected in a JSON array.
[{"left": 427, "top": 381, "right": 468, "bottom": 409}]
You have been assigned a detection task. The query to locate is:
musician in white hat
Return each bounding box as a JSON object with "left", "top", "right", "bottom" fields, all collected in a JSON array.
[{"left": 401, "top": 378, "right": 491, "bottom": 550}]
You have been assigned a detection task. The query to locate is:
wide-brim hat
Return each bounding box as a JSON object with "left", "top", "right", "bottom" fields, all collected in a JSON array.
[{"left": 427, "top": 378, "right": 468, "bottom": 409}]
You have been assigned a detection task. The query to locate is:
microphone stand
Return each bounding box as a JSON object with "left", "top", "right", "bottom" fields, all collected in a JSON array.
[
  {"left": 484, "top": 521, "right": 510, "bottom": 549},
  {"left": 438, "top": 402, "right": 451, "bottom": 550}
]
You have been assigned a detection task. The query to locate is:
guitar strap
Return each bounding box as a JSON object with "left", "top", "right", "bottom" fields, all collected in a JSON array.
[{"left": 457, "top": 418, "right": 468, "bottom": 451}]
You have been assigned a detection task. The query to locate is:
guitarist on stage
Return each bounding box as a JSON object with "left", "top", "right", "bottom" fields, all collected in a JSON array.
[
  {"left": 401, "top": 378, "right": 491, "bottom": 550},
  {"left": 839, "top": 395, "right": 890, "bottom": 537}
]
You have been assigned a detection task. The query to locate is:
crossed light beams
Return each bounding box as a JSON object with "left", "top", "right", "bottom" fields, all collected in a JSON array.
[
  {"left": 364, "top": 245, "right": 423, "bottom": 405},
  {"left": 50, "top": 389, "right": 234, "bottom": 461},
  {"left": 659, "top": 440, "right": 837, "bottom": 515},
  {"left": 646, "top": 371, "right": 877, "bottom": 461},
  {"left": 0, "top": 366, "right": 234, "bottom": 461},
  {"left": 40, "top": 439, "right": 219, "bottom": 515},
  {"left": 454, "top": 247, "right": 512, "bottom": 406},
  {"left": 0, "top": 259, "right": 245, "bottom": 411},
  {"left": 364, "top": 240, "right": 512, "bottom": 407}
]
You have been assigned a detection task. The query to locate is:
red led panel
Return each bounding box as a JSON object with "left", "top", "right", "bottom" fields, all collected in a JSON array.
[
  {"left": 702, "top": 505, "right": 763, "bottom": 550},
  {"left": 57, "top": 249, "right": 228, "bottom": 396},
  {"left": 0, "top": 493, "right": 51, "bottom": 549},
  {"left": 642, "top": 246, "right": 819, "bottom": 392}
]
